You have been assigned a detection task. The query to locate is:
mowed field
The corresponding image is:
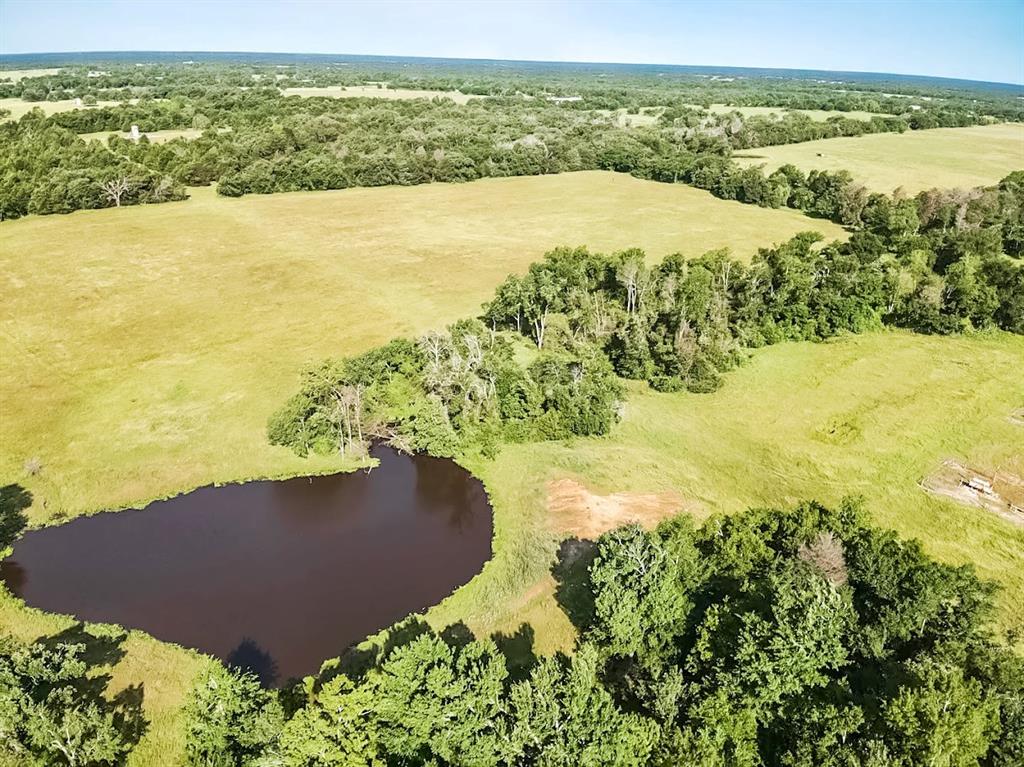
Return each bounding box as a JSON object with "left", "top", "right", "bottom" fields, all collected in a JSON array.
[
  {"left": 735, "top": 123, "right": 1024, "bottom": 192},
  {"left": 697, "top": 103, "right": 885, "bottom": 121},
  {"left": 0, "top": 171, "right": 845, "bottom": 527},
  {"left": 0, "top": 67, "right": 62, "bottom": 81},
  {"left": 282, "top": 84, "right": 477, "bottom": 103},
  {"left": 0, "top": 96, "right": 128, "bottom": 121}
]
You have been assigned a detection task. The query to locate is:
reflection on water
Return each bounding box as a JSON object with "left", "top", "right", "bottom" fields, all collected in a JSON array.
[{"left": 0, "top": 445, "right": 492, "bottom": 683}]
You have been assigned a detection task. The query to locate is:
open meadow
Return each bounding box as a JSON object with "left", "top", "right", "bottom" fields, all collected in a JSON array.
[
  {"left": 697, "top": 103, "right": 885, "bottom": 121},
  {"left": 0, "top": 171, "right": 844, "bottom": 526},
  {"left": 453, "top": 331, "right": 1024, "bottom": 655},
  {"left": 1, "top": 171, "right": 1020, "bottom": 766},
  {"left": 282, "top": 84, "right": 477, "bottom": 103},
  {"left": 734, "top": 122, "right": 1024, "bottom": 192},
  {"left": 0, "top": 96, "right": 129, "bottom": 120}
]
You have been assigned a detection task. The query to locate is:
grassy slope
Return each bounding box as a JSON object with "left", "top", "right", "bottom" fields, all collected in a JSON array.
[
  {"left": 440, "top": 331, "right": 1024, "bottom": 654},
  {"left": 734, "top": 123, "right": 1024, "bottom": 193},
  {"left": 0, "top": 172, "right": 843, "bottom": 526}
]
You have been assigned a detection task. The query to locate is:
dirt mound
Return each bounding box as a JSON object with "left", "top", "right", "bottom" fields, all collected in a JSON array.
[
  {"left": 921, "top": 460, "right": 1024, "bottom": 527},
  {"left": 547, "top": 478, "right": 694, "bottom": 539}
]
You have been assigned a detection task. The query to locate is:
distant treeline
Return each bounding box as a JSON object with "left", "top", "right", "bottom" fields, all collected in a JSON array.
[
  {"left": 4, "top": 58, "right": 1022, "bottom": 118},
  {"left": 0, "top": 61, "right": 1018, "bottom": 219}
]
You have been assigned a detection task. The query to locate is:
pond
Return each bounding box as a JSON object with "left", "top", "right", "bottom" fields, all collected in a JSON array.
[{"left": 0, "top": 444, "right": 492, "bottom": 684}]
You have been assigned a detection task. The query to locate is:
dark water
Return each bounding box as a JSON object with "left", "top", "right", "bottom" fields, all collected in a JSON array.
[{"left": 0, "top": 445, "right": 492, "bottom": 684}]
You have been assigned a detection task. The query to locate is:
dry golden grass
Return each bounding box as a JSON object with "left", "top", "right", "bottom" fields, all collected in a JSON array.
[
  {"left": 734, "top": 123, "right": 1024, "bottom": 193},
  {"left": 282, "top": 84, "right": 478, "bottom": 104},
  {"left": 0, "top": 96, "right": 129, "bottom": 121},
  {"left": 0, "top": 68, "right": 61, "bottom": 81}
]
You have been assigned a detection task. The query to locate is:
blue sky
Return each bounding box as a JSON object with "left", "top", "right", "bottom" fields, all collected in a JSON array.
[{"left": 1, "top": 0, "right": 1021, "bottom": 84}]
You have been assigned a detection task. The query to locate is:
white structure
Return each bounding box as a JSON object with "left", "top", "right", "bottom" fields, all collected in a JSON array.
[
  {"left": 73, "top": 97, "right": 82, "bottom": 107},
  {"left": 129, "top": 125, "right": 141, "bottom": 141}
]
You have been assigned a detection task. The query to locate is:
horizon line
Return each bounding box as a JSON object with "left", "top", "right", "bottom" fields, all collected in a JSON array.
[{"left": 2, "top": 49, "right": 1021, "bottom": 88}]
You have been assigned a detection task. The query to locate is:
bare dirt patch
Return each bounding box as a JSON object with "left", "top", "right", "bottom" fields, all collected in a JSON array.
[
  {"left": 921, "top": 460, "right": 1024, "bottom": 527},
  {"left": 1009, "top": 408, "right": 1024, "bottom": 427},
  {"left": 547, "top": 478, "right": 694, "bottom": 539}
]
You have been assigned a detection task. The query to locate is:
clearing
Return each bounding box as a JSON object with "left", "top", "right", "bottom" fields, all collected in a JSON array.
[
  {"left": 0, "top": 67, "right": 61, "bottom": 81},
  {"left": 0, "top": 96, "right": 130, "bottom": 121},
  {"left": 695, "top": 103, "right": 885, "bottom": 122},
  {"left": 734, "top": 123, "right": 1024, "bottom": 193},
  {"left": 282, "top": 84, "right": 477, "bottom": 104},
  {"left": 0, "top": 171, "right": 843, "bottom": 526}
]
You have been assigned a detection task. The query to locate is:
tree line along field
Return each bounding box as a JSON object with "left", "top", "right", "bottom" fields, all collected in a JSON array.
[{"left": 735, "top": 122, "right": 1024, "bottom": 193}]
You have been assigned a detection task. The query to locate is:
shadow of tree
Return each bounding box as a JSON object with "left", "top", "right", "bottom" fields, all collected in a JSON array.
[
  {"left": 492, "top": 623, "right": 537, "bottom": 682},
  {"left": 0, "top": 483, "right": 31, "bottom": 549},
  {"left": 552, "top": 537, "right": 598, "bottom": 631},
  {"left": 330, "top": 616, "right": 434, "bottom": 684},
  {"left": 34, "top": 622, "right": 129, "bottom": 702},
  {"left": 30, "top": 622, "right": 148, "bottom": 749},
  {"left": 111, "top": 683, "right": 148, "bottom": 747},
  {"left": 439, "top": 621, "right": 475, "bottom": 651},
  {"left": 227, "top": 637, "right": 279, "bottom": 687}
]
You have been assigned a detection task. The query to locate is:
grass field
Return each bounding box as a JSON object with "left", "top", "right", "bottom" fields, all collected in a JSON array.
[
  {"left": 0, "top": 172, "right": 844, "bottom": 527},
  {"left": 0, "top": 172, "right": 1018, "bottom": 765},
  {"left": 735, "top": 123, "right": 1024, "bottom": 192},
  {"left": 0, "top": 68, "right": 61, "bottom": 82},
  {"left": 0, "top": 96, "right": 129, "bottom": 121},
  {"left": 697, "top": 104, "right": 885, "bottom": 122},
  {"left": 444, "top": 331, "right": 1024, "bottom": 655},
  {"left": 78, "top": 127, "right": 230, "bottom": 144},
  {"left": 282, "top": 84, "right": 477, "bottom": 104}
]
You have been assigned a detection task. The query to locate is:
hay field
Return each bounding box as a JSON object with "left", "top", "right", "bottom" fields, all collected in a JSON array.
[
  {"left": 0, "top": 67, "right": 61, "bottom": 81},
  {"left": 735, "top": 123, "right": 1024, "bottom": 192},
  {"left": 282, "top": 84, "right": 477, "bottom": 103},
  {"left": 0, "top": 171, "right": 844, "bottom": 528},
  {"left": 0, "top": 96, "right": 128, "bottom": 121},
  {"left": 698, "top": 103, "right": 885, "bottom": 121}
]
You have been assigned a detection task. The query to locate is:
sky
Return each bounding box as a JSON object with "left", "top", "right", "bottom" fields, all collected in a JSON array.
[{"left": 1, "top": 0, "right": 1021, "bottom": 84}]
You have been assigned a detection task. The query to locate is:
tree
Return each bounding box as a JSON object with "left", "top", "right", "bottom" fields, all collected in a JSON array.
[
  {"left": 184, "top": 663, "right": 283, "bottom": 767},
  {"left": 0, "top": 638, "right": 133, "bottom": 767},
  {"left": 99, "top": 176, "right": 131, "bottom": 208}
]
